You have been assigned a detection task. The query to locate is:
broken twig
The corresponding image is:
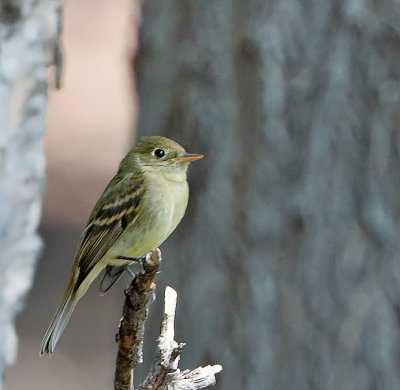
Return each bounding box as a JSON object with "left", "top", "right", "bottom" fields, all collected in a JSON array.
[{"left": 114, "top": 249, "right": 222, "bottom": 390}]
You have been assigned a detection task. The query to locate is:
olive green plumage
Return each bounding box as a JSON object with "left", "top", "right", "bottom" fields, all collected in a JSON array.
[{"left": 40, "top": 136, "right": 203, "bottom": 356}]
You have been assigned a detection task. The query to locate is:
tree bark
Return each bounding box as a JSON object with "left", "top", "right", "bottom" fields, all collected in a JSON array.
[
  {"left": 134, "top": 1, "right": 400, "bottom": 389},
  {"left": 113, "top": 250, "right": 221, "bottom": 390},
  {"left": 0, "top": 1, "right": 63, "bottom": 387},
  {"left": 114, "top": 250, "right": 161, "bottom": 390}
]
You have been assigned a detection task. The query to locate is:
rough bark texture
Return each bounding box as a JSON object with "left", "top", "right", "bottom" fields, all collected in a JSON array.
[
  {"left": 134, "top": 1, "right": 400, "bottom": 389},
  {"left": 0, "top": 0, "right": 62, "bottom": 387},
  {"left": 114, "top": 249, "right": 161, "bottom": 390},
  {"left": 114, "top": 250, "right": 221, "bottom": 390}
]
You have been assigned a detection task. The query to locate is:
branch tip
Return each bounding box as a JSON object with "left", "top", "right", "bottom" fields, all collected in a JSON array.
[
  {"left": 164, "top": 286, "right": 177, "bottom": 315},
  {"left": 114, "top": 253, "right": 222, "bottom": 390}
]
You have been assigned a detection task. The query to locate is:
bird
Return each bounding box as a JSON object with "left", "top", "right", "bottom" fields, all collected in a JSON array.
[{"left": 40, "top": 136, "right": 203, "bottom": 356}]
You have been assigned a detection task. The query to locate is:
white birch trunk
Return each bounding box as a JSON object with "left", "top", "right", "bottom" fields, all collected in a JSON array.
[{"left": 0, "top": 1, "right": 62, "bottom": 387}]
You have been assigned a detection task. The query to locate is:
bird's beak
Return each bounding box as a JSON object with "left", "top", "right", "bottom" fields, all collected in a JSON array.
[{"left": 169, "top": 154, "right": 204, "bottom": 163}]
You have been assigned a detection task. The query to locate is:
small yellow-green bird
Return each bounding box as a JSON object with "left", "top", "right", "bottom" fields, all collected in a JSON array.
[{"left": 40, "top": 136, "right": 203, "bottom": 356}]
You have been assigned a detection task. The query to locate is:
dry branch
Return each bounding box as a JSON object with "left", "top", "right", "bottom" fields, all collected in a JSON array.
[
  {"left": 140, "top": 286, "right": 222, "bottom": 390},
  {"left": 114, "top": 249, "right": 161, "bottom": 390},
  {"left": 114, "top": 250, "right": 222, "bottom": 390}
]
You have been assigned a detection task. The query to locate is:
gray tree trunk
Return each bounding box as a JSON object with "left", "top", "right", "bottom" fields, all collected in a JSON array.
[
  {"left": 134, "top": 1, "right": 400, "bottom": 389},
  {"left": 0, "top": 1, "right": 62, "bottom": 387}
]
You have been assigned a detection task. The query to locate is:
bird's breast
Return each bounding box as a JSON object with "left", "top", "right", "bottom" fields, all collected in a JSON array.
[
  {"left": 142, "top": 174, "right": 189, "bottom": 237},
  {"left": 108, "top": 174, "right": 189, "bottom": 261}
]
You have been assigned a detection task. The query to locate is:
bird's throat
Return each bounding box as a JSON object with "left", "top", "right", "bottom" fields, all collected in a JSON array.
[{"left": 160, "top": 169, "right": 187, "bottom": 183}]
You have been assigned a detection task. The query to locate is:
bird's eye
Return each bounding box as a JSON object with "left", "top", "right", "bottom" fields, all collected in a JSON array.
[{"left": 153, "top": 149, "right": 165, "bottom": 158}]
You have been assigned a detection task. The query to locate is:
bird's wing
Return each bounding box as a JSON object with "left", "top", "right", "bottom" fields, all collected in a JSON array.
[{"left": 73, "top": 172, "right": 145, "bottom": 289}]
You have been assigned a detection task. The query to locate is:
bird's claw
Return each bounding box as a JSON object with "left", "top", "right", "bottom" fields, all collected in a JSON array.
[{"left": 116, "top": 254, "right": 147, "bottom": 275}]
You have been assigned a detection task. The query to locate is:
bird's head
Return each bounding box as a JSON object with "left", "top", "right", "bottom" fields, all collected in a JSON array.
[{"left": 120, "top": 136, "right": 203, "bottom": 180}]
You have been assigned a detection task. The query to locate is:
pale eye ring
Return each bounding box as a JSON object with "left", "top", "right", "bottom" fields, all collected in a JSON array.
[{"left": 153, "top": 148, "right": 165, "bottom": 158}]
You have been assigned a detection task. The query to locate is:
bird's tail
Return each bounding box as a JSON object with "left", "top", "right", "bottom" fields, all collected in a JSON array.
[{"left": 39, "top": 285, "right": 79, "bottom": 356}]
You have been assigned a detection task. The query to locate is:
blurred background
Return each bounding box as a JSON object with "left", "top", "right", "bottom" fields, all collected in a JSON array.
[
  {"left": 4, "top": 0, "right": 400, "bottom": 389},
  {"left": 5, "top": 0, "right": 140, "bottom": 388}
]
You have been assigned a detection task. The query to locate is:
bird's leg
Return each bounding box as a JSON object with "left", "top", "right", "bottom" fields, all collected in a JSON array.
[
  {"left": 120, "top": 255, "right": 147, "bottom": 296},
  {"left": 124, "top": 265, "right": 136, "bottom": 278},
  {"left": 116, "top": 254, "right": 146, "bottom": 275},
  {"left": 115, "top": 255, "right": 143, "bottom": 261}
]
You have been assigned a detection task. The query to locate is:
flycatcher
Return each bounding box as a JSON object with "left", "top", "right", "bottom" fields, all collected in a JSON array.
[{"left": 40, "top": 136, "right": 203, "bottom": 356}]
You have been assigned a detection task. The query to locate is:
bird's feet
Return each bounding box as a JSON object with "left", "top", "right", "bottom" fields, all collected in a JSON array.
[{"left": 116, "top": 254, "right": 147, "bottom": 275}]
